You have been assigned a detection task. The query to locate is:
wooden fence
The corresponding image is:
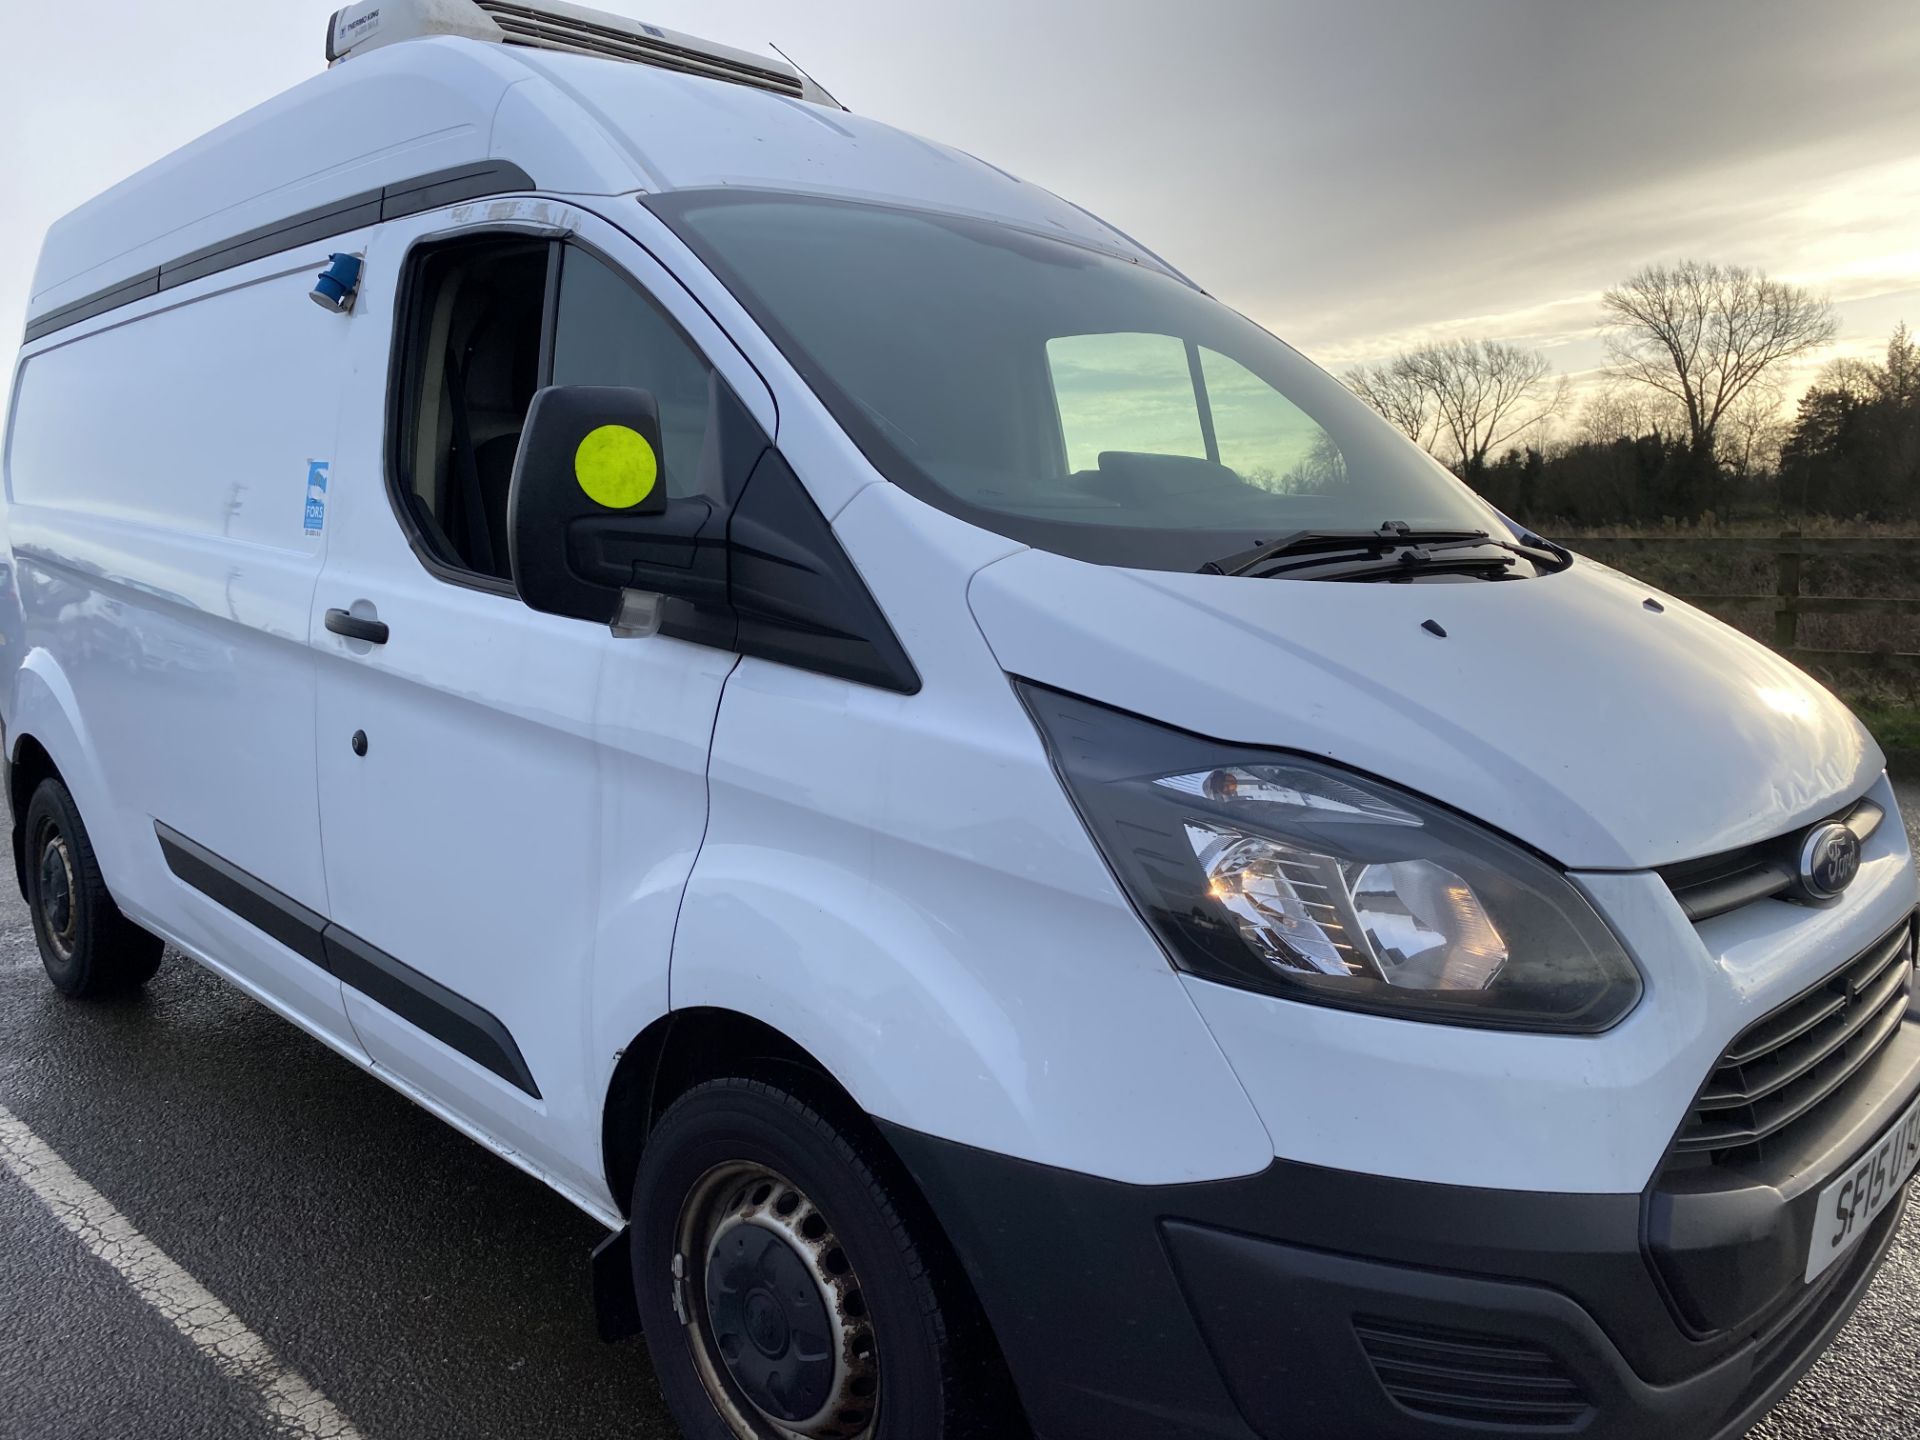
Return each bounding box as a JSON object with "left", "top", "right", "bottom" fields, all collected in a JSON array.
[{"left": 1571, "top": 535, "right": 1920, "bottom": 672}]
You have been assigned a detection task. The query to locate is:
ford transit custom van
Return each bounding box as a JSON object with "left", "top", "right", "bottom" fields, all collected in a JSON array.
[{"left": 5, "top": 4, "right": 1917, "bottom": 1437}]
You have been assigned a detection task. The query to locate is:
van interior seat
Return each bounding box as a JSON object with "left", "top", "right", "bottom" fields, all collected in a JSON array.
[
  {"left": 403, "top": 241, "right": 546, "bottom": 582},
  {"left": 474, "top": 432, "right": 522, "bottom": 567}
]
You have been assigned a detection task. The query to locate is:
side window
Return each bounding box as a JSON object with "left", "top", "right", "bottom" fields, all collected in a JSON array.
[
  {"left": 551, "top": 247, "right": 714, "bottom": 500},
  {"left": 1042, "top": 331, "right": 1344, "bottom": 495},
  {"left": 1047, "top": 332, "right": 1206, "bottom": 473},
  {"left": 1199, "top": 348, "right": 1344, "bottom": 492},
  {"left": 391, "top": 238, "right": 720, "bottom": 590},
  {"left": 392, "top": 237, "right": 549, "bottom": 584}
]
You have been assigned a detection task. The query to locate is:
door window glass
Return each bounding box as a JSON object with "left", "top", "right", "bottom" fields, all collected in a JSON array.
[
  {"left": 391, "top": 239, "right": 548, "bottom": 583},
  {"left": 1047, "top": 332, "right": 1206, "bottom": 474},
  {"left": 1200, "top": 348, "right": 1344, "bottom": 492},
  {"left": 551, "top": 248, "right": 714, "bottom": 499}
]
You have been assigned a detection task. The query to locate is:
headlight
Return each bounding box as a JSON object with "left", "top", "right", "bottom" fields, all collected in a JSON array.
[{"left": 1020, "top": 684, "right": 1641, "bottom": 1033}]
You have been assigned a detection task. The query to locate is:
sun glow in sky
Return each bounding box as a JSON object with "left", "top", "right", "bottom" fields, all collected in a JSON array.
[{"left": 2, "top": 0, "right": 1916, "bottom": 431}]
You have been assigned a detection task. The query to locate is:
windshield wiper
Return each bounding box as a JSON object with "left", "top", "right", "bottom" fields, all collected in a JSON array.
[
  {"left": 1286, "top": 550, "right": 1518, "bottom": 583},
  {"left": 1200, "top": 521, "right": 1571, "bottom": 580},
  {"left": 1504, "top": 527, "right": 1574, "bottom": 571},
  {"left": 1199, "top": 522, "right": 1491, "bottom": 577}
]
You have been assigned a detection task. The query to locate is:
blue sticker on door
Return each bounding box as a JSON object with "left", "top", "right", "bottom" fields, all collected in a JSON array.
[{"left": 304, "top": 461, "right": 329, "bottom": 536}]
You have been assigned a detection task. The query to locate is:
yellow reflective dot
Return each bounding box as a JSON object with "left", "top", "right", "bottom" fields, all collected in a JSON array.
[{"left": 574, "top": 425, "right": 658, "bottom": 509}]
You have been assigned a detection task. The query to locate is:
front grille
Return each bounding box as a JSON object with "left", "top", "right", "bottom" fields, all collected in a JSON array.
[
  {"left": 1660, "top": 797, "right": 1884, "bottom": 922},
  {"left": 473, "top": 2, "right": 806, "bottom": 98},
  {"left": 1673, "top": 918, "right": 1915, "bottom": 1161},
  {"left": 1354, "top": 1318, "right": 1591, "bottom": 1428},
  {"left": 1660, "top": 843, "right": 1797, "bottom": 921}
]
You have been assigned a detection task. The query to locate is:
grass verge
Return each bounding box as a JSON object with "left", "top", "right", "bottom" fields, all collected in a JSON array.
[{"left": 1849, "top": 704, "right": 1920, "bottom": 781}]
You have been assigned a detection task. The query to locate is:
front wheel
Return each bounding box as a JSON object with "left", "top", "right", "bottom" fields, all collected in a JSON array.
[
  {"left": 632, "top": 1076, "right": 1016, "bottom": 1440},
  {"left": 22, "top": 776, "right": 163, "bottom": 998}
]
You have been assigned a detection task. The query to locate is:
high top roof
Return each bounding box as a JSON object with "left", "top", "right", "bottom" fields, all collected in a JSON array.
[{"left": 27, "top": 34, "right": 1169, "bottom": 336}]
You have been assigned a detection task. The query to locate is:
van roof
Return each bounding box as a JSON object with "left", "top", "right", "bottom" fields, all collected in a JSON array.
[{"left": 27, "top": 35, "right": 1173, "bottom": 337}]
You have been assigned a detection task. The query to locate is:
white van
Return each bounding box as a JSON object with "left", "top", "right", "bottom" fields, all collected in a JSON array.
[{"left": 5, "top": 4, "right": 1917, "bottom": 1437}]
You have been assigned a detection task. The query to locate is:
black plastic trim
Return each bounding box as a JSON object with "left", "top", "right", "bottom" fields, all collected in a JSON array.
[
  {"left": 380, "top": 162, "right": 535, "bottom": 222},
  {"left": 320, "top": 927, "right": 541, "bottom": 1097},
  {"left": 162, "top": 194, "right": 385, "bottom": 294},
  {"left": 23, "top": 161, "right": 537, "bottom": 344},
  {"left": 481, "top": 239, "right": 919, "bottom": 693},
  {"left": 1658, "top": 795, "right": 1883, "bottom": 922},
  {"left": 724, "top": 448, "right": 922, "bottom": 694},
  {"left": 154, "top": 821, "right": 540, "bottom": 1098},
  {"left": 155, "top": 822, "right": 330, "bottom": 970},
  {"left": 25, "top": 270, "right": 163, "bottom": 342},
  {"left": 590, "top": 1225, "right": 642, "bottom": 1343},
  {"left": 880, "top": 1120, "right": 1911, "bottom": 1440},
  {"left": 1646, "top": 935, "right": 1920, "bottom": 1338},
  {"left": 324, "top": 608, "right": 391, "bottom": 645}
]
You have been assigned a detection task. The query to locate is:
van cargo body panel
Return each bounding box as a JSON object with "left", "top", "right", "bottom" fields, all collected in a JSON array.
[
  {"left": 969, "top": 547, "right": 1880, "bottom": 872},
  {"left": 24, "top": 40, "right": 582, "bottom": 323},
  {"left": 5, "top": 251, "right": 368, "bottom": 1053}
]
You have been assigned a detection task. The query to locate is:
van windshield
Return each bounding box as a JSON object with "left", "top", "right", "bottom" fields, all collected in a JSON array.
[{"left": 650, "top": 189, "right": 1509, "bottom": 571}]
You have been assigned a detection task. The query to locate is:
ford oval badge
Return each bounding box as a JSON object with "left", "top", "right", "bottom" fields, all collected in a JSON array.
[{"left": 1797, "top": 822, "right": 1862, "bottom": 901}]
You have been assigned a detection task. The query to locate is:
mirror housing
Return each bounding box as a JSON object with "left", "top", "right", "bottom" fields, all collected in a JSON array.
[
  {"left": 508, "top": 384, "right": 717, "bottom": 624},
  {"left": 507, "top": 382, "right": 920, "bottom": 693}
]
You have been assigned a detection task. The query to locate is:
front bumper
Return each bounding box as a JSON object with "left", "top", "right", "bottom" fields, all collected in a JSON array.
[{"left": 881, "top": 1016, "right": 1920, "bottom": 1440}]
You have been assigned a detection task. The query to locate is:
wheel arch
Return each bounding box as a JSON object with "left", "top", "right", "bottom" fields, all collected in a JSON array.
[
  {"left": 602, "top": 1006, "right": 862, "bottom": 1220},
  {"left": 6, "top": 730, "right": 61, "bottom": 892},
  {"left": 6, "top": 654, "right": 106, "bottom": 893},
  {"left": 606, "top": 1007, "right": 1035, "bottom": 1436}
]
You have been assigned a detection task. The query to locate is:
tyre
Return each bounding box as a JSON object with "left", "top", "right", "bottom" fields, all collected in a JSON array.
[
  {"left": 632, "top": 1075, "right": 1018, "bottom": 1440},
  {"left": 22, "top": 776, "right": 163, "bottom": 998}
]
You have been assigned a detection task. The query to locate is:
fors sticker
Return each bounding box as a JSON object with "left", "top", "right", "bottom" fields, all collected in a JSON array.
[{"left": 304, "top": 460, "right": 329, "bottom": 536}]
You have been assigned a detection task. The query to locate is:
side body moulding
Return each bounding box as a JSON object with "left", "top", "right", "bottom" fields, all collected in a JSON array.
[
  {"left": 22, "top": 162, "right": 536, "bottom": 344},
  {"left": 154, "top": 822, "right": 541, "bottom": 1097}
]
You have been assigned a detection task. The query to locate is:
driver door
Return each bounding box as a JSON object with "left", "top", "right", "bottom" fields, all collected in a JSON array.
[{"left": 309, "top": 201, "right": 770, "bottom": 1201}]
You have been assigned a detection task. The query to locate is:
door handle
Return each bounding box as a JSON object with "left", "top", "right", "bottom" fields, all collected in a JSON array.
[{"left": 325, "top": 608, "right": 390, "bottom": 645}]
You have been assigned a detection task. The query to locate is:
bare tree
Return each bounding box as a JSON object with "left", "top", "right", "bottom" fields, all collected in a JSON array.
[
  {"left": 1575, "top": 381, "right": 1685, "bottom": 446},
  {"left": 1813, "top": 356, "right": 1881, "bottom": 403},
  {"left": 1401, "top": 339, "right": 1568, "bottom": 478},
  {"left": 1344, "top": 358, "right": 1439, "bottom": 451},
  {"left": 1601, "top": 260, "right": 1836, "bottom": 462},
  {"left": 1811, "top": 324, "right": 1920, "bottom": 407},
  {"left": 1347, "top": 340, "right": 1565, "bottom": 477},
  {"left": 1719, "top": 378, "right": 1791, "bottom": 479}
]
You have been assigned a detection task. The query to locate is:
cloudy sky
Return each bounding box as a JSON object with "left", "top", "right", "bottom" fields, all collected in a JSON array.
[{"left": 3, "top": 0, "right": 1917, "bottom": 423}]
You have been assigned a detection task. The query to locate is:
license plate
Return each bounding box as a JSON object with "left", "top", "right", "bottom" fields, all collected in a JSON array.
[{"left": 1808, "top": 1094, "right": 1920, "bottom": 1283}]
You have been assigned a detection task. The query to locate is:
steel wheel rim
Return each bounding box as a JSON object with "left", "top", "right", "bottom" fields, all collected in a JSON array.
[
  {"left": 35, "top": 823, "right": 77, "bottom": 961},
  {"left": 673, "top": 1162, "right": 879, "bottom": 1440}
]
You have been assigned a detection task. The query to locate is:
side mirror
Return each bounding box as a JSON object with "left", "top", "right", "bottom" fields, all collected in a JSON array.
[{"left": 508, "top": 385, "right": 721, "bottom": 625}]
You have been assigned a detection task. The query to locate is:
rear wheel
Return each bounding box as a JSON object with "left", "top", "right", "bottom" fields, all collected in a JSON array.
[
  {"left": 22, "top": 777, "right": 163, "bottom": 998},
  {"left": 632, "top": 1076, "right": 1017, "bottom": 1440}
]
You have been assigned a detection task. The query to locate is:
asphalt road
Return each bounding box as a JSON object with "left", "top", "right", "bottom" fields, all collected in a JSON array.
[{"left": 2, "top": 798, "right": 1918, "bottom": 1440}]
